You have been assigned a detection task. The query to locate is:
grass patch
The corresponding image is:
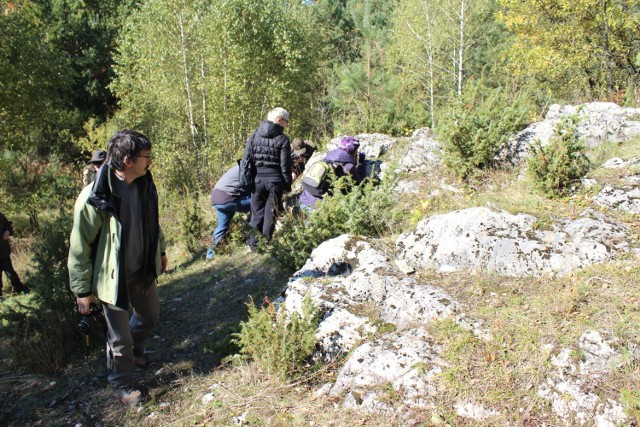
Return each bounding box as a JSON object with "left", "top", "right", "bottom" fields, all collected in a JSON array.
[{"left": 422, "top": 261, "right": 640, "bottom": 425}]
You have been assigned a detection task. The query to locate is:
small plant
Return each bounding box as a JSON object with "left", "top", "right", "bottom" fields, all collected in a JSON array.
[
  {"left": 176, "top": 191, "right": 208, "bottom": 254},
  {"left": 527, "top": 116, "right": 590, "bottom": 198},
  {"left": 233, "top": 296, "right": 320, "bottom": 379},
  {"left": 214, "top": 214, "right": 253, "bottom": 255},
  {"left": 269, "top": 174, "right": 396, "bottom": 270},
  {"left": 0, "top": 211, "right": 79, "bottom": 374},
  {"left": 621, "top": 389, "right": 640, "bottom": 422}
]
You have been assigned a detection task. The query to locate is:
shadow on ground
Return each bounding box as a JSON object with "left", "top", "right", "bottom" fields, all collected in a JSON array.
[{"left": 0, "top": 249, "right": 292, "bottom": 426}]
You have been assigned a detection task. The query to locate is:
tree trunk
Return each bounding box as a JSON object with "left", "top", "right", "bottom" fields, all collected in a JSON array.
[{"left": 177, "top": 12, "right": 198, "bottom": 157}]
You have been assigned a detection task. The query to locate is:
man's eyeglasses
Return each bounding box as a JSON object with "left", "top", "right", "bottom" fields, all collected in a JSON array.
[{"left": 139, "top": 154, "right": 154, "bottom": 160}]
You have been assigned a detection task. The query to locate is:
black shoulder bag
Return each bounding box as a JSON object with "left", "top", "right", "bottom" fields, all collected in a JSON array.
[{"left": 238, "top": 135, "right": 257, "bottom": 190}]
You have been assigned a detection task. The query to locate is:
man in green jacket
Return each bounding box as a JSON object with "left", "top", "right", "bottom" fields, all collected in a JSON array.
[{"left": 68, "top": 130, "right": 168, "bottom": 406}]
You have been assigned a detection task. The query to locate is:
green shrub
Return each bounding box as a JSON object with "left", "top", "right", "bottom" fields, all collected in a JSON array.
[
  {"left": 268, "top": 175, "right": 396, "bottom": 270},
  {"left": 175, "top": 191, "right": 208, "bottom": 254},
  {"left": 214, "top": 213, "right": 253, "bottom": 255},
  {"left": 436, "top": 81, "right": 532, "bottom": 181},
  {"left": 527, "top": 116, "right": 590, "bottom": 198},
  {"left": 0, "top": 211, "right": 80, "bottom": 374},
  {"left": 234, "top": 296, "right": 320, "bottom": 379}
]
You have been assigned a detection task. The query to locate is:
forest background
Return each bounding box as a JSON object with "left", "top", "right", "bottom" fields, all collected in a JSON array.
[
  {"left": 1, "top": 0, "right": 640, "bottom": 377},
  {"left": 2, "top": 0, "right": 640, "bottom": 234}
]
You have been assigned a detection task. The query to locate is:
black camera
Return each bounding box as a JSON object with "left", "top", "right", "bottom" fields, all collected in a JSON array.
[{"left": 78, "top": 303, "right": 104, "bottom": 333}]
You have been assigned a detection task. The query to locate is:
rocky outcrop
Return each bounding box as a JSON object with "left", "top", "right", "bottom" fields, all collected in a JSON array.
[
  {"left": 498, "top": 102, "right": 640, "bottom": 165},
  {"left": 284, "top": 235, "right": 459, "bottom": 362},
  {"left": 396, "top": 207, "right": 629, "bottom": 277},
  {"left": 281, "top": 235, "right": 463, "bottom": 417},
  {"left": 595, "top": 185, "right": 640, "bottom": 215},
  {"left": 393, "top": 127, "right": 442, "bottom": 174}
]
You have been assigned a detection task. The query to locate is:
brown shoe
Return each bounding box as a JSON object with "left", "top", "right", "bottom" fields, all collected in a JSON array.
[
  {"left": 113, "top": 386, "right": 142, "bottom": 406},
  {"left": 133, "top": 348, "right": 149, "bottom": 369}
]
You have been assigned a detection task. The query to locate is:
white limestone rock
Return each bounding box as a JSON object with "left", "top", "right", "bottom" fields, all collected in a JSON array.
[
  {"left": 538, "top": 331, "right": 629, "bottom": 426},
  {"left": 284, "top": 235, "right": 459, "bottom": 361},
  {"left": 594, "top": 185, "right": 640, "bottom": 215},
  {"left": 498, "top": 102, "right": 640, "bottom": 165},
  {"left": 396, "top": 207, "right": 629, "bottom": 277},
  {"left": 328, "top": 327, "right": 443, "bottom": 413}
]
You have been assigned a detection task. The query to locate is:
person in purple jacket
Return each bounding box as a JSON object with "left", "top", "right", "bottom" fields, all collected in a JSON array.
[{"left": 299, "top": 136, "right": 366, "bottom": 211}]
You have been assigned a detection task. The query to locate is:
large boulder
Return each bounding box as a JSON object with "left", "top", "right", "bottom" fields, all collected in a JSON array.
[
  {"left": 284, "top": 235, "right": 459, "bottom": 362},
  {"left": 498, "top": 102, "right": 640, "bottom": 165},
  {"left": 396, "top": 207, "right": 630, "bottom": 277},
  {"left": 394, "top": 127, "right": 442, "bottom": 174},
  {"left": 281, "top": 235, "right": 464, "bottom": 417}
]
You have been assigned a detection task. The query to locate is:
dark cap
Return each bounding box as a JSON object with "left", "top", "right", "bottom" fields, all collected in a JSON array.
[
  {"left": 88, "top": 150, "right": 107, "bottom": 164},
  {"left": 292, "top": 138, "right": 316, "bottom": 157}
]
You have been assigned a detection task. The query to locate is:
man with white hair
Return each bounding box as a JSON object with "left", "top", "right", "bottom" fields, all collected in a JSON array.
[{"left": 241, "top": 107, "right": 292, "bottom": 248}]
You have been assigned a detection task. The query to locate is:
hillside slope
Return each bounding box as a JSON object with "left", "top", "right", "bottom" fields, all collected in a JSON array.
[{"left": 1, "top": 102, "right": 639, "bottom": 426}]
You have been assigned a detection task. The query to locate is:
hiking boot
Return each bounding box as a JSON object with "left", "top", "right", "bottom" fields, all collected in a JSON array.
[
  {"left": 206, "top": 245, "right": 216, "bottom": 260},
  {"left": 113, "top": 386, "right": 142, "bottom": 406},
  {"left": 133, "top": 348, "right": 149, "bottom": 369}
]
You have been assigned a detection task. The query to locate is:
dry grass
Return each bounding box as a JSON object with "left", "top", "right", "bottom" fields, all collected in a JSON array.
[{"left": 415, "top": 261, "right": 640, "bottom": 425}]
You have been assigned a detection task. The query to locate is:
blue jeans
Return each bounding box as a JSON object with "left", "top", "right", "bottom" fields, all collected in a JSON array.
[{"left": 212, "top": 195, "right": 251, "bottom": 245}]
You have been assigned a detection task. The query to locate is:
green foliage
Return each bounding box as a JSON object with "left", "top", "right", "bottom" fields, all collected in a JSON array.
[
  {"left": 269, "top": 175, "right": 395, "bottom": 270},
  {"left": 437, "top": 81, "right": 532, "bottom": 181},
  {"left": 499, "top": 0, "right": 640, "bottom": 100},
  {"left": 327, "top": 0, "right": 401, "bottom": 134},
  {"left": 527, "top": 116, "right": 590, "bottom": 198},
  {"left": 388, "top": 0, "right": 504, "bottom": 129},
  {"left": 111, "top": 0, "right": 322, "bottom": 191},
  {"left": 0, "top": 2, "right": 79, "bottom": 156},
  {"left": 166, "top": 189, "right": 208, "bottom": 255},
  {"left": 234, "top": 296, "right": 320, "bottom": 379},
  {"left": 214, "top": 214, "right": 253, "bottom": 255},
  {"left": 39, "top": 0, "right": 136, "bottom": 120},
  {"left": 0, "top": 150, "right": 78, "bottom": 231},
  {"left": 621, "top": 388, "right": 640, "bottom": 421},
  {"left": 0, "top": 211, "right": 79, "bottom": 374}
]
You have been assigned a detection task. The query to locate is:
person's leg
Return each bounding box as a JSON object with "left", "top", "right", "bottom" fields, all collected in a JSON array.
[
  {"left": 0, "top": 258, "right": 4, "bottom": 299},
  {"left": 103, "top": 303, "right": 135, "bottom": 389},
  {"left": 2, "top": 256, "right": 28, "bottom": 294},
  {"left": 248, "top": 180, "right": 267, "bottom": 248},
  {"left": 213, "top": 203, "right": 237, "bottom": 244},
  {"left": 262, "top": 180, "right": 284, "bottom": 239},
  {"left": 237, "top": 194, "right": 251, "bottom": 213},
  {"left": 128, "top": 281, "right": 160, "bottom": 357}
]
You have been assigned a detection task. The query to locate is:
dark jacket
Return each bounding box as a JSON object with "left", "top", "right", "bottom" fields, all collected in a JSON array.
[
  {"left": 68, "top": 165, "right": 166, "bottom": 305},
  {"left": 0, "top": 212, "right": 13, "bottom": 259},
  {"left": 243, "top": 120, "right": 292, "bottom": 191}
]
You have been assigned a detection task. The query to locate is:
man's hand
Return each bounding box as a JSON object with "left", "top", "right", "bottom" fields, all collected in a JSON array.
[
  {"left": 76, "top": 296, "right": 96, "bottom": 315},
  {"left": 161, "top": 254, "right": 168, "bottom": 273},
  {"left": 2, "top": 230, "right": 10, "bottom": 241}
]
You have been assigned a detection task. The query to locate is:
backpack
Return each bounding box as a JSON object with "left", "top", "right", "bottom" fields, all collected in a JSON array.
[{"left": 302, "top": 161, "right": 336, "bottom": 189}]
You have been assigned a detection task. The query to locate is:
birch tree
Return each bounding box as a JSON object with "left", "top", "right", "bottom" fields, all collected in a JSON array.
[
  {"left": 111, "top": 0, "right": 320, "bottom": 189},
  {"left": 389, "top": 0, "right": 495, "bottom": 128},
  {"left": 499, "top": 0, "right": 640, "bottom": 99}
]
